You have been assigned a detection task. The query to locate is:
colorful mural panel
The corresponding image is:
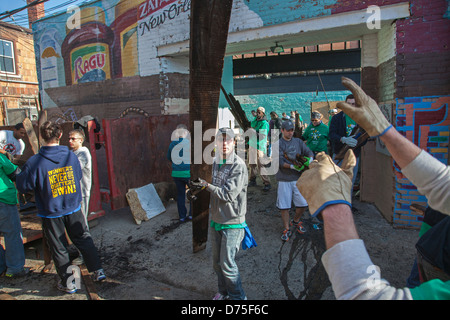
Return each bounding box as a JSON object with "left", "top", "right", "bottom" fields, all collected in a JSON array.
[
  {"left": 394, "top": 96, "right": 450, "bottom": 228},
  {"left": 34, "top": 0, "right": 145, "bottom": 109}
]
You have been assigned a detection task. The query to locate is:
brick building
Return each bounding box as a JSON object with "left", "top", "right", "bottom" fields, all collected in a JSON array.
[
  {"left": 31, "top": 0, "right": 450, "bottom": 228},
  {"left": 0, "top": 21, "right": 40, "bottom": 124}
]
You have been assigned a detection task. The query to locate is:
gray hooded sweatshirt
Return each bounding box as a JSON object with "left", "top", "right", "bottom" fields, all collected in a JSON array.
[{"left": 207, "top": 151, "right": 248, "bottom": 225}]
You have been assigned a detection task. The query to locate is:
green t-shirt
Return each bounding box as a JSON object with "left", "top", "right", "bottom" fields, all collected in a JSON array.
[
  {"left": 172, "top": 170, "right": 190, "bottom": 178},
  {"left": 249, "top": 118, "right": 269, "bottom": 152},
  {"left": 210, "top": 220, "right": 247, "bottom": 231},
  {"left": 0, "top": 154, "right": 18, "bottom": 205},
  {"left": 410, "top": 279, "right": 450, "bottom": 300},
  {"left": 409, "top": 219, "right": 450, "bottom": 299},
  {"left": 345, "top": 114, "right": 357, "bottom": 136},
  {"left": 302, "top": 122, "right": 329, "bottom": 153}
]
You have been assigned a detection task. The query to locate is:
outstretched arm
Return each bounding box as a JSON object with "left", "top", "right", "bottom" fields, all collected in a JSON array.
[{"left": 338, "top": 77, "right": 450, "bottom": 214}]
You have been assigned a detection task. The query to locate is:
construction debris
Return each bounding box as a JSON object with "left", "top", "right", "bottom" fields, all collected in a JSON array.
[{"left": 126, "top": 183, "right": 166, "bottom": 225}]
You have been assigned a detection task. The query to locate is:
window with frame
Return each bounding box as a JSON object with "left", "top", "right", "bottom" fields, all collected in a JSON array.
[{"left": 0, "top": 39, "right": 16, "bottom": 74}]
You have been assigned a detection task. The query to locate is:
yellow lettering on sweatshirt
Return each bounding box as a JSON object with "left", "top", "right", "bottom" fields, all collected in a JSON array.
[{"left": 48, "top": 166, "right": 77, "bottom": 198}]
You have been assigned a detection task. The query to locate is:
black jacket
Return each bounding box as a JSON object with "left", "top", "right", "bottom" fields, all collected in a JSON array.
[{"left": 329, "top": 112, "right": 365, "bottom": 158}]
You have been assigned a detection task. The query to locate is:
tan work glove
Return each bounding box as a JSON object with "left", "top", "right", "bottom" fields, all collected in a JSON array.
[
  {"left": 296, "top": 150, "right": 356, "bottom": 218},
  {"left": 337, "top": 77, "right": 392, "bottom": 137}
]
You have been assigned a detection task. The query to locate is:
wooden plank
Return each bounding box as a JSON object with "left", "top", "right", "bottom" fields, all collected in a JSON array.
[
  {"left": 0, "top": 292, "right": 16, "bottom": 300},
  {"left": 189, "top": 0, "right": 233, "bottom": 253},
  {"left": 80, "top": 264, "right": 101, "bottom": 300},
  {"left": 22, "top": 118, "right": 39, "bottom": 154},
  {"left": 410, "top": 203, "right": 426, "bottom": 216},
  {"left": 20, "top": 214, "right": 43, "bottom": 243}
]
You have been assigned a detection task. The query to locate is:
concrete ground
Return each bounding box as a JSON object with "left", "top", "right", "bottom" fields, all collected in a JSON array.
[{"left": 0, "top": 176, "right": 419, "bottom": 301}]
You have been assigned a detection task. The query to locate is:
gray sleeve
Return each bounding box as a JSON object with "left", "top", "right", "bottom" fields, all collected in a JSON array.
[
  {"left": 278, "top": 139, "right": 289, "bottom": 167},
  {"left": 207, "top": 163, "right": 246, "bottom": 203},
  {"left": 321, "top": 239, "right": 413, "bottom": 300},
  {"left": 297, "top": 138, "right": 314, "bottom": 159},
  {"left": 401, "top": 150, "right": 450, "bottom": 215}
]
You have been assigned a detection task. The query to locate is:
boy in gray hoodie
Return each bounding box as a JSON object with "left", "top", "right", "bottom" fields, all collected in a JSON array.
[{"left": 191, "top": 127, "right": 248, "bottom": 300}]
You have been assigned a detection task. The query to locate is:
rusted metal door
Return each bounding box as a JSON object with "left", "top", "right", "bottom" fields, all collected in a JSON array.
[{"left": 101, "top": 115, "right": 189, "bottom": 211}]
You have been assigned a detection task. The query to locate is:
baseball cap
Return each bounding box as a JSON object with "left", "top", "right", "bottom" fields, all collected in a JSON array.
[
  {"left": 216, "top": 127, "right": 235, "bottom": 140},
  {"left": 257, "top": 107, "right": 265, "bottom": 114},
  {"left": 281, "top": 120, "right": 294, "bottom": 130},
  {"left": 311, "top": 111, "right": 322, "bottom": 120}
]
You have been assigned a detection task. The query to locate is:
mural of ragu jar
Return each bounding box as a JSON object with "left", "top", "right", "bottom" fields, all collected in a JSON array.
[{"left": 61, "top": 6, "right": 113, "bottom": 86}]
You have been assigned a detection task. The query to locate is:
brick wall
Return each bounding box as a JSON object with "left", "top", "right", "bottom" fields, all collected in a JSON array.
[
  {"left": 0, "top": 22, "right": 39, "bottom": 123},
  {"left": 396, "top": 0, "right": 450, "bottom": 98},
  {"left": 394, "top": 96, "right": 450, "bottom": 228}
]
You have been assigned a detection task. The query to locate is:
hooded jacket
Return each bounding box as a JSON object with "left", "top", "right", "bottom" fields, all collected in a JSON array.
[
  {"left": 207, "top": 151, "right": 247, "bottom": 225},
  {"left": 16, "top": 145, "right": 82, "bottom": 218}
]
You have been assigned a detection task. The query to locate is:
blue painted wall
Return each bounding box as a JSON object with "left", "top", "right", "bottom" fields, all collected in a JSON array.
[
  {"left": 236, "top": 90, "right": 350, "bottom": 123},
  {"left": 246, "top": 0, "right": 338, "bottom": 26}
]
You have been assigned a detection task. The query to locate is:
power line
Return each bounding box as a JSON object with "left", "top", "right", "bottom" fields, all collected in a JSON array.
[
  {"left": 5, "top": 0, "right": 82, "bottom": 24},
  {"left": 0, "top": 0, "right": 49, "bottom": 20},
  {"left": 1, "top": 0, "right": 87, "bottom": 29}
]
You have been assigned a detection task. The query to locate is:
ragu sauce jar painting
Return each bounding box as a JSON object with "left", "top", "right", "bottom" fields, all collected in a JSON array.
[{"left": 61, "top": 6, "right": 113, "bottom": 86}]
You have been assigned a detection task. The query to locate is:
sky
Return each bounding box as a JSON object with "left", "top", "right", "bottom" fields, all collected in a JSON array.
[{"left": 0, "top": 0, "right": 88, "bottom": 28}]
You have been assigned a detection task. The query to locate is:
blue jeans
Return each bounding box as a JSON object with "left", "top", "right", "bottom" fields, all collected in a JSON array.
[
  {"left": 0, "top": 202, "right": 25, "bottom": 274},
  {"left": 210, "top": 227, "right": 246, "bottom": 300},
  {"left": 406, "top": 258, "right": 421, "bottom": 288},
  {"left": 173, "top": 177, "right": 191, "bottom": 220}
]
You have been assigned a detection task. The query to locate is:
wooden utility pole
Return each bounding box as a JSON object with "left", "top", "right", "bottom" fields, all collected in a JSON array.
[{"left": 189, "top": 0, "right": 233, "bottom": 253}]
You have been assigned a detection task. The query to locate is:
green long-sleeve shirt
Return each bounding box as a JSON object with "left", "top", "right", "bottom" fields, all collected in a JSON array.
[{"left": 0, "top": 153, "right": 18, "bottom": 205}]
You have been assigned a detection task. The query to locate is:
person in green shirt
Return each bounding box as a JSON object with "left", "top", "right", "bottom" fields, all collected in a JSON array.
[
  {"left": 248, "top": 107, "right": 271, "bottom": 191},
  {"left": 167, "top": 124, "right": 191, "bottom": 222},
  {"left": 302, "top": 111, "right": 329, "bottom": 156},
  {"left": 0, "top": 150, "right": 29, "bottom": 278}
]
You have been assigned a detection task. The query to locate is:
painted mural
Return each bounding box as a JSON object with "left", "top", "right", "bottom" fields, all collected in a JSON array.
[
  {"left": 34, "top": 0, "right": 146, "bottom": 109},
  {"left": 394, "top": 96, "right": 450, "bottom": 228},
  {"left": 34, "top": 0, "right": 356, "bottom": 110}
]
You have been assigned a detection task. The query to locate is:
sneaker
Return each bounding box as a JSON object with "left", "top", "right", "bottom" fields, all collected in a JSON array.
[
  {"left": 57, "top": 281, "right": 77, "bottom": 294},
  {"left": 212, "top": 292, "right": 229, "bottom": 300},
  {"left": 248, "top": 180, "right": 257, "bottom": 187},
  {"left": 92, "top": 269, "right": 106, "bottom": 282},
  {"left": 281, "top": 229, "right": 292, "bottom": 241},
  {"left": 290, "top": 219, "right": 307, "bottom": 234},
  {"left": 5, "top": 267, "right": 31, "bottom": 278},
  {"left": 71, "top": 255, "right": 84, "bottom": 266},
  {"left": 262, "top": 184, "right": 271, "bottom": 191}
]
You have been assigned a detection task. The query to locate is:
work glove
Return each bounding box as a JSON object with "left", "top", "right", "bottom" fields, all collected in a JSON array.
[
  {"left": 186, "top": 188, "right": 198, "bottom": 202},
  {"left": 0, "top": 149, "right": 14, "bottom": 162},
  {"left": 296, "top": 150, "right": 356, "bottom": 218},
  {"left": 341, "top": 136, "right": 357, "bottom": 147},
  {"left": 337, "top": 77, "right": 392, "bottom": 138},
  {"left": 290, "top": 156, "right": 311, "bottom": 172},
  {"left": 189, "top": 178, "right": 208, "bottom": 191}
]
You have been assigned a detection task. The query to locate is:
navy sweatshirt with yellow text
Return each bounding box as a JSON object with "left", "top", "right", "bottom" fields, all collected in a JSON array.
[{"left": 16, "top": 145, "right": 82, "bottom": 218}]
